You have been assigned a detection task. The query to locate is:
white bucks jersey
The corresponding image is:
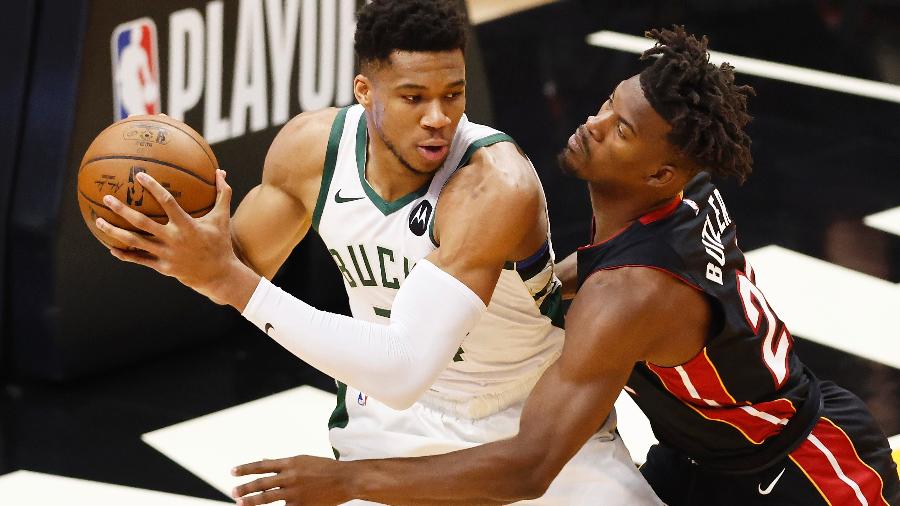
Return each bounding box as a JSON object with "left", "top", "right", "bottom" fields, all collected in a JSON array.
[{"left": 313, "top": 105, "right": 564, "bottom": 419}]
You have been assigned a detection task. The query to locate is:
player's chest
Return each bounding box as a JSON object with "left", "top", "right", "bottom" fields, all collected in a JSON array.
[{"left": 317, "top": 199, "right": 438, "bottom": 288}]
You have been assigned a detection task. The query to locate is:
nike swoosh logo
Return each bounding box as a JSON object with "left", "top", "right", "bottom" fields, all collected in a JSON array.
[
  {"left": 758, "top": 467, "right": 786, "bottom": 495},
  {"left": 334, "top": 189, "right": 364, "bottom": 203},
  {"left": 264, "top": 323, "right": 274, "bottom": 335}
]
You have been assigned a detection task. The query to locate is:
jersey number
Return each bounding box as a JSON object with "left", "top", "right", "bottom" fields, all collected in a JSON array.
[{"left": 736, "top": 261, "right": 792, "bottom": 388}]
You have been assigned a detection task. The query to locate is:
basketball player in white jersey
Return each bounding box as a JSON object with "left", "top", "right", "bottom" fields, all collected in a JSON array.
[{"left": 96, "top": 1, "right": 660, "bottom": 503}]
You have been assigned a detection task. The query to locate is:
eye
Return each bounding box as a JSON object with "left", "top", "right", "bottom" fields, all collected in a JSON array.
[
  {"left": 616, "top": 122, "right": 626, "bottom": 138},
  {"left": 445, "top": 91, "right": 463, "bottom": 100},
  {"left": 403, "top": 95, "right": 421, "bottom": 104}
]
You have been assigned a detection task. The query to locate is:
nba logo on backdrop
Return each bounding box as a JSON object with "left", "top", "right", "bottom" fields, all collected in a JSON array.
[{"left": 111, "top": 18, "right": 161, "bottom": 121}]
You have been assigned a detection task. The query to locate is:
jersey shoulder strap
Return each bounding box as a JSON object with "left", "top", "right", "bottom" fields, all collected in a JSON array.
[{"left": 311, "top": 105, "right": 357, "bottom": 230}]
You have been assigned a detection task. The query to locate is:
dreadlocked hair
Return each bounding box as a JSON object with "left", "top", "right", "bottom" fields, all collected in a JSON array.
[
  {"left": 355, "top": 0, "right": 466, "bottom": 69},
  {"left": 639, "top": 26, "right": 755, "bottom": 183}
]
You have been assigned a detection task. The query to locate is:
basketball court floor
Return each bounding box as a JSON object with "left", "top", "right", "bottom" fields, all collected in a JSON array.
[{"left": 2, "top": 1, "right": 899, "bottom": 503}]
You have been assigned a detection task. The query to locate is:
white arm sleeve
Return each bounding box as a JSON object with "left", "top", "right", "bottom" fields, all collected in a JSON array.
[{"left": 241, "top": 260, "right": 487, "bottom": 410}]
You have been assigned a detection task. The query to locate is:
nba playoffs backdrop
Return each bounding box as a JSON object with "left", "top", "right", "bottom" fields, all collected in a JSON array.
[{"left": 3, "top": 0, "right": 491, "bottom": 381}]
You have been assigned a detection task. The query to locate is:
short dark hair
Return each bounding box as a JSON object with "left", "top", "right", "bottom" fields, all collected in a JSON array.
[
  {"left": 639, "top": 26, "right": 755, "bottom": 183},
  {"left": 354, "top": 0, "right": 467, "bottom": 69}
]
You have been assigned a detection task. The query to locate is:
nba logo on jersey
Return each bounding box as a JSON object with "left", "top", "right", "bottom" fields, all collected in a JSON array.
[{"left": 111, "top": 18, "right": 160, "bottom": 121}]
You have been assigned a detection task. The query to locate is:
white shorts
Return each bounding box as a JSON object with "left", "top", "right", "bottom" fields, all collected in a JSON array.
[{"left": 330, "top": 385, "right": 662, "bottom": 505}]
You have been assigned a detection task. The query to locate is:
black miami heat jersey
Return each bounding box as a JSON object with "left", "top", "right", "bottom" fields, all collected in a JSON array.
[{"left": 578, "top": 173, "right": 819, "bottom": 471}]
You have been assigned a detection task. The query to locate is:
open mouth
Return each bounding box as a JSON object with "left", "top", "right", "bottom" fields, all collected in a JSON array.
[{"left": 418, "top": 145, "right": 449, "bottom": 162}]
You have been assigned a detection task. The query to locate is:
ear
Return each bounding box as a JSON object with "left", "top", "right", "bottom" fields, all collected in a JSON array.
[
  {"left": 646, "top": 164, "right": 677, "bottom": 188},
  {"left": 354, "top": 74, "right": 372, "bottom": 107}
]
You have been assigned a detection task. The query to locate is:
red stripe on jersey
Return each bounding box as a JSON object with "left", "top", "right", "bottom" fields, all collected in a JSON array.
[
  {"left": 694, "top": 398, "right": 796, "bottom": 444},
  {"left": 645, "top": 364, "right": 695, "bottom": 404},
  {"left": 639, "top": 195, "right": 683, "bottom": 225},
  {"left": 790, "top": 418, "right": 891, "bottom": 506},
  {"left": 646, "top": 349, "right": 736, "bottom": 407},
  {"left": 646, "top": 361, "right": 797, "bottom": 444}
]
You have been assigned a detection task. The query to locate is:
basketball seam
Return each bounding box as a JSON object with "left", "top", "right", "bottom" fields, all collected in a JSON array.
[
  {"left": 82, "top": 155, "right": 215, "bottom": 185},
  {"left": 78, "top": 190, "right": 215, "bottom": 218},
  {"left": 92, "top": 116, "right": 219, "bottom": 170}
]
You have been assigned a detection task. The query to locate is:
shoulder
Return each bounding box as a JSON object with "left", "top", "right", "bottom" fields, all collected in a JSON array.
[
  {"left": 578, "top": 266, "right": 677, "bottom": 308},
  {"left": 262, "top": 108, "right": 342, "bottom": 187},
  {"left": 570, "top": 266, "right": 710, "bottom": 362},
  {"left": 429, "top": 140, "right": 543, "bottom": 270},
  {"left": 442, "top": 141, "right": 542, "bottom": 218}
]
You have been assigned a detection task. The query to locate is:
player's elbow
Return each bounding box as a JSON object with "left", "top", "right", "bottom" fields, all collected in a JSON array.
[
  {"left": 492, "top": 468, "right": 553, "bottom": 501},
  {"left": 492, "top": 444, "right": 556, "bottom": 501},
  {"left": 368, "top": 353, "right": 442, "bottom": 410},
  {"left": 377, "top": 391, "right": 418, "bottom": 411},
  {"left": 373, "top": 378, "right": 430, "bottom": 411},
  {"left": 518, "top": 467, "right": 555, "bottom": 500}
]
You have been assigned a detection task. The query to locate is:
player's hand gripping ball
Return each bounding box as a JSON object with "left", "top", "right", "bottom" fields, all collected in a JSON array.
[{"left": 77, "top": 114, "right": 218, "bottom": 249}]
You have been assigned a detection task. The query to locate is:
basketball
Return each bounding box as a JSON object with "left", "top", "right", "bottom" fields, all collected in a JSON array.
[{"left": 77, "top": 114, "right": 219, "bottom": 249}]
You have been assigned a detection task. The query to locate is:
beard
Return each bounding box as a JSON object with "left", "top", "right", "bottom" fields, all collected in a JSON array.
[
  {"left": 557, "top": 149, "right": 580, "bottom": 178},
  {"left": 376, "top": 127, "right": 432, "bottom": 176},
  {"left": 558, "top": 127, "right": 591, "bottom": 179}
]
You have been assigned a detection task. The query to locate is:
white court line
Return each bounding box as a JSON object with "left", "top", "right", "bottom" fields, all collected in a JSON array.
[
  {"left": 746, "top": 245, "right": 900, "bottom": 370},
  {"left": 864, "top": 207, "right": 900, "bottom": 236},
  {"left": 143, "top": 386, "right": 336, "bottom": 499},
  {"left": 889, "top": 434, "right": 900, "bottom": 451},
  {"left": 614, "top": 391, "right": 658, "bottom": 465},
  {"left": 144, "top": 383, "right": 659, "bottom": 497},
  {"left": 0, "top": 471, "right": 229, "bottom": 505},
  {"left": 587, "top": 31, "right": 900, "bottom": 104}
]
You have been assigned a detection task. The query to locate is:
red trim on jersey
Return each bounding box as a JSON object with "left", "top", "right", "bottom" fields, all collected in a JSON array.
[
  {"left": 639, "top": 195, "right": 683, "bottom": 225},
  {"left": 705, "top": 398, "right": 796, "bottom": 444},
  {"left": 694, "top": 397, "right": 793, "bottom": 444},
  {"left": 790, "top": 418, "right": 891, "bottom": 506},
  {"left": 647, "top": 354, "right": 797, "bottom": 443},
  {"left": 647, "top": 349, "right": 737, "bottom": 407},
  {"left": 577, "top": 196, "right": 682, "bottom": 250},
  {"left": 577, "top": 223, "right": 631, "bottom": 251},
  {"left": 646, "top": 364, "right": 797, "bottom": 444}
]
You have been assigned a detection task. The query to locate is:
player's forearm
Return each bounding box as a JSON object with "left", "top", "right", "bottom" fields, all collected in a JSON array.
[
  {"left": 239, "top": 260, "right": 485, "bottom": 409},
  {"left": 345, "top": 439, "right": 547, "bottom": 505}
]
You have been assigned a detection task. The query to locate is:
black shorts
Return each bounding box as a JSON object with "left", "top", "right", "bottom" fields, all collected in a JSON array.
[{"left": 639, "top": 381, "right": 900, "bottom": 505}]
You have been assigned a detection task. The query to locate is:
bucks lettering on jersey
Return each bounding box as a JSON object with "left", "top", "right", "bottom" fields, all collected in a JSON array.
[{"left": 313, "top": 105, "right": 564, "bottom": 420}]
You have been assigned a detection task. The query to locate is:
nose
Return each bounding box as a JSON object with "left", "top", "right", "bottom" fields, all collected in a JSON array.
[
  {"left": 585, "top": 110, "right": 614, "bottom": 138},
  {"left": 421, "top": 99, "right": 451, "bottom": 130}
]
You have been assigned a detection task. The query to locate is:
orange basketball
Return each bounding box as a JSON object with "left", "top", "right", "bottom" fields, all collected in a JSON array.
[{"left": 77, "top": 115, "right": 218, "bottom": 249}]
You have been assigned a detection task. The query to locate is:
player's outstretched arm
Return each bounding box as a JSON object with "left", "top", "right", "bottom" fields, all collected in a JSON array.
[{"left": 231, "top": 268, "right": 708, "bottom": 505}]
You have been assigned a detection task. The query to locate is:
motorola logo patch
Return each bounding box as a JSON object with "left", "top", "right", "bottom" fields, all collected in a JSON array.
[{"left": 408, "top": 200, "right": 433, "bottom": 236}]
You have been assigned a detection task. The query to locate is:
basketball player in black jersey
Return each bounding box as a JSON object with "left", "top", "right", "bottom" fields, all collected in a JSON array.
[{"left": 232, "top": 26, "right": 900, "bottom": 505}]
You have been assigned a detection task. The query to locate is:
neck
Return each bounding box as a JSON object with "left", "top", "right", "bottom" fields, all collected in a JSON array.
[
  {"left": 365, "top": 123, "right": 434, "bottom": 202},
  {"left": 587, "top": 182, "right": 680, "bottom": 244}
]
